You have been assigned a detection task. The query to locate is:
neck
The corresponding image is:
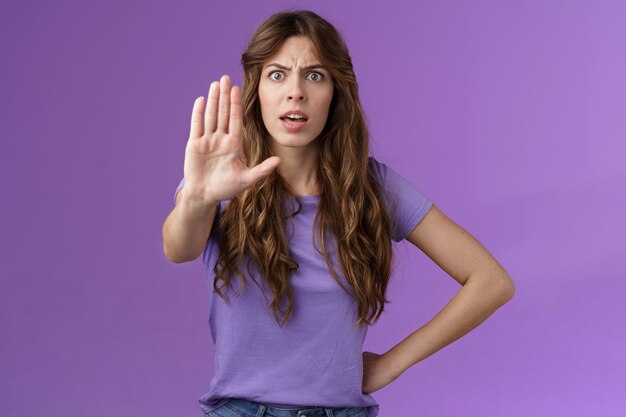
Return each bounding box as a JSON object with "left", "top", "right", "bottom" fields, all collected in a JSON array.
[{"left": 271, "top": 142, "right": 320, "bottom": 196}]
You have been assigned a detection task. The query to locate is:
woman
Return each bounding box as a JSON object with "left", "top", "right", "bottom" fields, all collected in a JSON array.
[{"left": 162, "top": 10, "right": 515, "bottom": 417}]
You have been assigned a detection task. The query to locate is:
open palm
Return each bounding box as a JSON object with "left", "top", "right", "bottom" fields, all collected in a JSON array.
[{"left": 182, "top": 75, "right": 280, "bottom": 205}]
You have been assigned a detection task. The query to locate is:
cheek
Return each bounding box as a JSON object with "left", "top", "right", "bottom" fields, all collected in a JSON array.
[
  {"left": 318, "top": 88, "right": 334, "bottom": 117},
  {"left": 257, "top": 86, "right": 266, "bottom": 109}
]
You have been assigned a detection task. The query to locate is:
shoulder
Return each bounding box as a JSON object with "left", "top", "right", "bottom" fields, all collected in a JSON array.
[
  {"left": 367, "top": 156, "right": 413, "bottom": 188},
  {"left": 367, "top": 156, "right": 425, "bottom": 199},
  {"left": 366, "top": 156, "right": 433, "bottom": 242},
  {"left": 367, "top": 156, "right": 389, "bottom": 182},
  {"left": 367, "top": 156, "right": 397, "bottom": 195}
]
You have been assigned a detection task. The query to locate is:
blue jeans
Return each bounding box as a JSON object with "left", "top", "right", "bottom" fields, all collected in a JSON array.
[{"left": 204, "top": 398, "right": 367, "bottom": 417}]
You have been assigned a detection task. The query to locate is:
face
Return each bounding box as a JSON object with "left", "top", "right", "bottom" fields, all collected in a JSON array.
[{"left": 258, "top": 36, "right": 334, "bottom": 153}]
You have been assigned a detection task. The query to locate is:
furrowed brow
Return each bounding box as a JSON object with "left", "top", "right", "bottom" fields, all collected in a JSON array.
[{"left": 265, "top": 63, "right": 326, "bottom": 71}]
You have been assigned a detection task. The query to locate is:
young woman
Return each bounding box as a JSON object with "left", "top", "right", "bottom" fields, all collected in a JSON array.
[{"left": 162, "top": 10, "right": 515, "bottom": 417}]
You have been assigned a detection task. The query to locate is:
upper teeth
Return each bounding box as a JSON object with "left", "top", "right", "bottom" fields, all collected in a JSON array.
[{"left": 286, "top": 114, "right": 305, "bottom": 119}]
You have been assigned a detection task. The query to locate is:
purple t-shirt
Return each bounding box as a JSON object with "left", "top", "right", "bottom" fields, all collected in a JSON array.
[{"left": 173, "top": 157, "right": 432, "bottom": 417}]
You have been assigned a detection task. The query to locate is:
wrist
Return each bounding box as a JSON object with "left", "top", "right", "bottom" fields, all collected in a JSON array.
[
  {"left": 179, "top": 188, "right": 220, "bottom": 213},
  {"left": 382, "top": 347, "right": 410, "bottom": 378}
]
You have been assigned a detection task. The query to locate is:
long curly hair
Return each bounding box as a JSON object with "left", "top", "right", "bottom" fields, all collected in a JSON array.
[{"left": 212, "top": 10, "right": 394, "bottom": 328}]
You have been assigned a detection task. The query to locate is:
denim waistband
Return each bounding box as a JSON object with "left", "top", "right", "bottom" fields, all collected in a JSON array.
[{"left": 222, "top": 398, "right": 358, "bottom": 417}]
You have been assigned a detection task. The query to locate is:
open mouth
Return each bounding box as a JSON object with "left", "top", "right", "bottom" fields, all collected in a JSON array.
[
  {"left": 280, "top": 115, "right": 308, "bottom": 123},
  {"left": 280, "top": 114, "right": 308, "bottom": 132}
]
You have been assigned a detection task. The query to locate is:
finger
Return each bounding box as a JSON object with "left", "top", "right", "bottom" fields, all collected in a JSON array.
[
  {"left": 241, "top": 156, "right": 281, "bottom": 187},
  {"left": 190, "top": 96, "right": 205, "bottom": 139},
  {"left": 204, "top": 81, "right": 219, "bottom": 133},
  {"left": 229, "top": 85, "right": 242, "bottom": 135},
  {"left": 217, "top": 74, "right": 232, "bottom": 132}
]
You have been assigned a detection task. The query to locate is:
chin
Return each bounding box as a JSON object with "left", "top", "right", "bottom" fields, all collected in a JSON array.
[{"left": 269, "top": 132, "right": 320, "bottom": 149}]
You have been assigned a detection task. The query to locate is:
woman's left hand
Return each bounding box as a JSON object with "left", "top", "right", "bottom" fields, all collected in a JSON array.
[{"left": 361, "top": 351, "right": 402, "bottom": 394}]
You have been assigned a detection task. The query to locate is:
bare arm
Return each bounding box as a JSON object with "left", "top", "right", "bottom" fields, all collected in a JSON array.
[
  {"left": 162, "top": 75, "right": 280, "bottom": 264},
  {"left": 386, "top": 204, "right": 515, "bottom": 374},
  {"left": 162, "top": 188, "right": 218, "bottom": 264},
  {"left": 362, "top": 204, "right": 515, "bottom": 394}
]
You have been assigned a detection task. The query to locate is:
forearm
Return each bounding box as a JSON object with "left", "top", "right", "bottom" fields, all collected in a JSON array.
[
  {"left": 384, "top": 275, "right": 514, "bottom": 376},
  {"left": 162, "top": 192, "right": 218, "bottom": 263}
]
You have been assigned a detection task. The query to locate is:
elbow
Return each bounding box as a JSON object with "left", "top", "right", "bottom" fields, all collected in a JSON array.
[
  {"left": 497, "top": 272, "right": 516, "bottom": 303},
  {"left": 163, "top": 243, "right": 201, "bottom": 264},
  {"left": 470, "top": 271, "right": 516, "bottom": 304},
  {"left": 163, "top": 246, "right": 180, "bottom": 264},
  {"left": 163, "top": 244, "right": 188, "bottom": 264},
  {"left": 162, "top": 228, "right": 193, "bottom": 264}
]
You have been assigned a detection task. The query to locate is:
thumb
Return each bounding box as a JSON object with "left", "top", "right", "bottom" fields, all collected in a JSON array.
[{"left": 241, "top": 156, "right": 281, "bottom": 187}]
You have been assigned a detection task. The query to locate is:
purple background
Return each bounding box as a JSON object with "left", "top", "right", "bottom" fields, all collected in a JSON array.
[{"left": 2, "top": 1, "right": 625, "bottom": 416}]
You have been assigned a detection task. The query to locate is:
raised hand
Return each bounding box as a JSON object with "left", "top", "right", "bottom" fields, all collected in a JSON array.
[{"left": 181, "top": 75, "right": 281, "bottom": 207}]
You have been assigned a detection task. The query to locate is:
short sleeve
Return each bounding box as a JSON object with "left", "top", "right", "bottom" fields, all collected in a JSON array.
[
  {"left": 368, "top": 157, "right": 433, "bottom": 242},
  {"left": 174, "top": 177, "right": 185, "bottom": 203}
]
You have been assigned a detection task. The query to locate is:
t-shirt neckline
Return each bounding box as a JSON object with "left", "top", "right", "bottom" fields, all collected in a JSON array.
[{"left": 295, "top": 194, "right": 319, "bottom": 203}]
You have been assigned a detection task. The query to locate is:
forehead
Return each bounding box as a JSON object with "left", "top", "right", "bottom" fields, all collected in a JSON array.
[{"left": 263, "top": 36, "right": 321, "bottom": 67}]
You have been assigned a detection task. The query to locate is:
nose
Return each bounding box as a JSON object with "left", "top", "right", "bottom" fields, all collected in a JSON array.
[{"left": 287, "top": 77, "right": 305, "bottom": 101}]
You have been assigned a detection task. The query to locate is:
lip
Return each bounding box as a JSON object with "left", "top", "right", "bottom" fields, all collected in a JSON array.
[
  {"left": 279, "top": 109, "right": 309, "bottom": 133},
  {"left": 279, "top": 109, "right": 309, "bottom": 119},
  {"left": 280, "top": 117, "right": 307, "bottom": 132}
]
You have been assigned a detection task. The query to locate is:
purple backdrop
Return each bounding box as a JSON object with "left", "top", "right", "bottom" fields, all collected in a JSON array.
[{"left": 2, "top": 0, "right": 625, "bottom": 416}]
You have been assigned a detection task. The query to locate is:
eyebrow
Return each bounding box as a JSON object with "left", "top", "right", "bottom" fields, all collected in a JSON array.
[{"left": 264, "top": 63, "right": 326, "bottom": 71}]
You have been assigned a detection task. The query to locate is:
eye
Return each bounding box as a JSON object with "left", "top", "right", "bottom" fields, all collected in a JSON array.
[
  {"left": 269, "top": 71, "right": 284, "bottom": 81},
  {"left": 306, "top": 71, "right": 324, "bottom": 82}
]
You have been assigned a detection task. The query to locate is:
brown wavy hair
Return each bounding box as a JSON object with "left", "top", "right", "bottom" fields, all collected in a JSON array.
[{"left": 212, "top": 10, "right": 393, "bottom": 327}]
